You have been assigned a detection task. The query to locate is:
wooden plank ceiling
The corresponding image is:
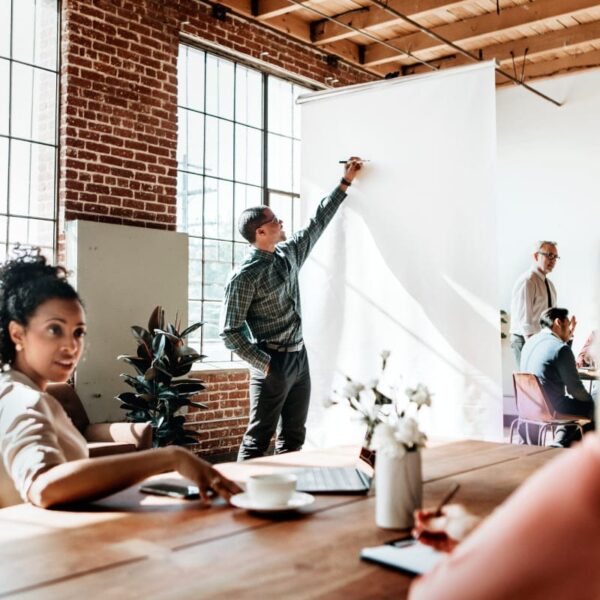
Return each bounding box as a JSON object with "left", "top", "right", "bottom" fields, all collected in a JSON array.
[{"left": 217, "top": 0, "right": 600, "bottom": 86}]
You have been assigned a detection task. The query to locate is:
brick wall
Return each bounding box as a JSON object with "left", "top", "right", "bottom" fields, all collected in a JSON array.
[
  {"left": 60, "top": 0, "right": 376, "bottom": 456},
  {"left": 186, "top": 369, "right": 249, "bottom": 458}
]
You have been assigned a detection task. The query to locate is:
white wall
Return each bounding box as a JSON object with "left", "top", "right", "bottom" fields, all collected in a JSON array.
[
  {"left": 497, "top": 69, "right": 600, "bottom": 412},
  {"left": 66, "top": 220, "right": 188, "bottom": 422}
]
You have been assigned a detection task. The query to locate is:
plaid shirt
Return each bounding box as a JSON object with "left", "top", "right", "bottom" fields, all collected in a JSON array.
[{"left": 220, "top": 186, "right": 347, "bottom": 371}]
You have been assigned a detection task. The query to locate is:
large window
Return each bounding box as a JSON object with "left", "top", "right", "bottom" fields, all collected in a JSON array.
[
  {"left": 0, "top": 0, "right": 60, "bottom": 261},
  {"left": 177, "top": 44, "right": 310, "bottom": 362}
]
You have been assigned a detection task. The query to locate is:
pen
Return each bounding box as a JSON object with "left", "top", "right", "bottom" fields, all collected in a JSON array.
[
  {"left": 432, "top": 482, "right": 460, "bottom": 516},
  {"left": 338, "top": 159, "right": 370, "bottom": 163}
]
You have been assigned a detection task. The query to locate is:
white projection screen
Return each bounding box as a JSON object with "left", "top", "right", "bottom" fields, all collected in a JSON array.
[{"left": 298, "top": 62, "right": 503, "bottom": 446}]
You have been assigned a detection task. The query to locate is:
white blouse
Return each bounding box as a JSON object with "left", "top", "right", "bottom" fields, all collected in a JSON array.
[{"left": 0, "top": 370, "right": 88, "bottom": 507}]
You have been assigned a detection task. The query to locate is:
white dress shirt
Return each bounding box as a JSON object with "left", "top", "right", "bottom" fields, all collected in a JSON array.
[
  {"left": 509, "top": 267, "right": 557, "bottom": 337},
  {"left": 0, "top": 370, "right": 88, "bottom": 507}
]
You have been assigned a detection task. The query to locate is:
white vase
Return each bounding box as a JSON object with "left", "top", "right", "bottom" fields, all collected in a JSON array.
[{"left": 375, "top": 449, "right": 422, "bottom": 530}]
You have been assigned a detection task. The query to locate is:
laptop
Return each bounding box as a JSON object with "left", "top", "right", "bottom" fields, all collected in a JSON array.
[
  {"left": 290, "top": 445, "right": 374, "bottom": 494},
  {"left": 294, "top": 465, "right": 372, "bottom": 494}
]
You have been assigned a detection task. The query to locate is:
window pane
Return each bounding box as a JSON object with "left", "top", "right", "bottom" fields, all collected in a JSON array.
[
  {"left": 269, "top": 193, "right": 294, "bottom": 235},
  {"left": 202, "top": 301, "right": 230, "bottom": 361},
  {"left": 206, "top": 55, "right": 234, "bottom": 119},
  {"left": 267, "top": 133, "right": 292, "bottom": 192},
  {"left": 187, "top": 300, "right": 203, "bottom": 350},
  {"left": 0, "top": 138, "right": 7, "bottom": 214},
  {"left": 11, "top": 63, "right": 57, "bottom": 144},
  {"left": 235, "top": 124, "right": 262, "bottom": 186},
  {"left": 9, "top": 140, "right": 55, "bottom": 219},
  {"left": 292, "top": 139, "right": 301, "bottom": 194},
  {"left": 234, "top": 242, "right": 248, "bottom": 265},
  {"left": 177, "top": 171, "right": 203, "bottom": 236},
  {"left": 234, "top": 183, "right": 262, "bottom": 243},
  {"left": 204, "top": 177, "right": 233, "bottom": 241},
  {"left": 178, "top": 46, "right": 204, "bottom": 112},
  {"left": 8, "top": 215, "right": 53, "bottom": 253},
  {"left": 204, "top": 239, "right": 233, "bottom": 301},
  {"left": 236, "top": 65, "right": 262, "bottom": 128},
  {"left": 268, "top": 77, "right": 293, "bottom": 136},
  {"left": 12, "top": 0, "right": 58, "bottom": 70},
  {"left": 0, "top": 0, "right": 10, "bottom": 59},
  {"left": 205, "top": 116, "right": 233, "bottom": 180},
  {"left": 0, "top": 215, "right": 7, "bottom": 262},
  {"left": 0, "top": 58, "right": 8, "bottom": 135},
  {"left": 177, "top": 108, "right": 204, "bottom": 174},
  {"left": 292, "top": 85, "right": 308, "bottom": 139},
  {"left": 188, "top": 236, "right": 203, "bottom": 300}
]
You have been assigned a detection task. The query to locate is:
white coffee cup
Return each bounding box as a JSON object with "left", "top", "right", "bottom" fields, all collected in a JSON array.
[{"left": 246, "top": 473, "right": 297, "bottom": 507}]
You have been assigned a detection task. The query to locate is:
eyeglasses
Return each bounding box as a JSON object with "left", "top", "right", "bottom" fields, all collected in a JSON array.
[
  {"left": 258, "top": 213, "right": 281, "bottom": 227},
  {"left": 538, "top": 251, "right": 560, "bottom": 260}
]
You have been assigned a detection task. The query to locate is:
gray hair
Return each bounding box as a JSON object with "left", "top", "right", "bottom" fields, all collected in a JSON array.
[{"left": 536, "top": 240, "right": 557, "bottom": 252}]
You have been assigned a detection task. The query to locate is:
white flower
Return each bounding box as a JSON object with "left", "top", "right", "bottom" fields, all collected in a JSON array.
[
  {"left": 371, "top": 422, "right": 407, "bottom": 458},
  {"left": 380, "top": 350, "right": 391, "bottom": 360},
  {"left": 406, "top": 383, "right": 432, "bottom": 408},
  {"left": 339, "top": 380, "right": 363, "bottom": 398},
  {"left": 394, "top": 416, "right": 427, "bottom": 449}
]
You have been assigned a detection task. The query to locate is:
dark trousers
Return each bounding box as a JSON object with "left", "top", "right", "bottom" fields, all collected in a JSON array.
[{"left": 238, "top": 347, "right": 311, "bottom": 461}]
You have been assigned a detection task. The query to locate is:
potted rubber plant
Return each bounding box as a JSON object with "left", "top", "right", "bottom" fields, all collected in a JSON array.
[{"left": 116, "top": 306, "right": 207, "bottom": 447}]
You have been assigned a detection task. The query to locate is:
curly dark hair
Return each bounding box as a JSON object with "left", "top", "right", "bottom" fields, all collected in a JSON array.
[{"left": 0, "top": 246, "right": 82, "bottom": 365}]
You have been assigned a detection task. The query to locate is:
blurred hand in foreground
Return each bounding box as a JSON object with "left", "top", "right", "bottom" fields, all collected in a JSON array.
[{"left": 412, "top": 504, "right": 482, "bottom": 553}]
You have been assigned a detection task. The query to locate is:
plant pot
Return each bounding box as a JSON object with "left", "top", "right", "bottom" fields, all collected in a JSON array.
[{"left": 375, "top": 449, "right": 422, "bottom": 530}]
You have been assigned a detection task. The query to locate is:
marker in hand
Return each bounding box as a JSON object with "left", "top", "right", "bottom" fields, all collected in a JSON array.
[
  {"left": 432, "top": 482, "right": 461, "bottom": 516},
  {"left": 338, "top": 159, "right": 370, "bottom": 163}
]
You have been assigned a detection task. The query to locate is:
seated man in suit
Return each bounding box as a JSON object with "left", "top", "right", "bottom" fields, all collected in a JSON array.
[{"left": 520, "top": 307, "right": 595, "bottom": 448}]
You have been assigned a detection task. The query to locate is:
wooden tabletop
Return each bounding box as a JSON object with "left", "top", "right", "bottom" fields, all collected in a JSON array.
[
  {"left": 0, "top": 440, "right": 558, "bottom": 599},
  {"left": 578, "top": 368, "right": 598, "bottom": 381}
]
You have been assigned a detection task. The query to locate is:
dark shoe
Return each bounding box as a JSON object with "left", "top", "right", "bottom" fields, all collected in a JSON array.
[
  {"left": 518, "top": 423, "right": 541, "bottom": 445},
  {"left": 551, "top": 426, "right": 582, "bottom": 448}
]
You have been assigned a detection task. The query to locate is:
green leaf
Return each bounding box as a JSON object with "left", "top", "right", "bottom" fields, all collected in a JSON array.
[
  {"left": 131, "top": 326, "right": 152, "bottom": 348},
  {"left": 147, "top": 306, "right": 165, "bottom": 333},
  {"left": 180, "top": 322, "right": 203, "bottom": 338},
  {"left": 189, "top": 401, "right": 208, "bottom": 410}
]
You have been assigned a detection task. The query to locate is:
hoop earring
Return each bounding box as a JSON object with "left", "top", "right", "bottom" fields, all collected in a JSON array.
[{"left": 15, "top": 344, "right": 22, "bottom": 352}]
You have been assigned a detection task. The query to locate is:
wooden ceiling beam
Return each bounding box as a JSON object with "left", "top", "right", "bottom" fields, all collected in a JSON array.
[
  {"left": 311, "top": 0, "right": 469, "bottom": 45},
  {"left": 254, "top": 0, "right": 331, "bottom": 20},
  {"left": 496, "top": 48, "right": 600, "bottom": 85},
  {"left": 397, "top": 20, "right": 600, "bottom": 75},
  {"left": 363, "top": 0, "right": 600, "bottom": 66}
]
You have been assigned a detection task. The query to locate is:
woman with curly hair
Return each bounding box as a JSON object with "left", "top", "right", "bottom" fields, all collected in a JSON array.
[{"left": 0, "top": 247, "right": 241, "bottom": 508}]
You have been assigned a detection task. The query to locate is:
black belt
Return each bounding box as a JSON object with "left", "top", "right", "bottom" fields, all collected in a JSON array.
[{"left": 263, "top": 341, "right": 304, "bottom": 353}]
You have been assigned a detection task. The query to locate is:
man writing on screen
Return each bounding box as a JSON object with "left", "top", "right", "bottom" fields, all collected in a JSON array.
[{"left": 220, "top": 158, "right": 363, "bottom": 460}]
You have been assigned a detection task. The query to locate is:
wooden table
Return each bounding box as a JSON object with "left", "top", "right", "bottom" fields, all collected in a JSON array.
[
  {"left": 578, "top": 368, "right": 598, "bottom": 394},
  {"left": 0, "top": 441, "right": 558, "bottom": 599}
]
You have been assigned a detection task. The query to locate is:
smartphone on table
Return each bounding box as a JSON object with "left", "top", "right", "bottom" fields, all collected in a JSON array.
[{"left": 139, "top": 482, "right": 200, "bottom": 499}]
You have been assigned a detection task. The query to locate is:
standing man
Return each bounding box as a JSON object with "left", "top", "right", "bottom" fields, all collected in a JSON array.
[
  {"left": 520, "top": 307, "right": 595, "bottom": 447},
  {"left": 509, "top": 240, "right": 560, "bottom": 367},
  {"left": 220, "top": 158, "right": 363, "bottom": 460}
]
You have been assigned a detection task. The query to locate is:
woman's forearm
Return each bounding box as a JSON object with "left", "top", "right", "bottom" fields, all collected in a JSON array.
[{"left": 28, "top": 447, "right": 179, "bottom": 508}]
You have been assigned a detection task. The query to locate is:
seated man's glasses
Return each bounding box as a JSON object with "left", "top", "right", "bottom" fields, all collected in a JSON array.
[{"left": 538, "top": 251, "right": 560, "bottom": 260}]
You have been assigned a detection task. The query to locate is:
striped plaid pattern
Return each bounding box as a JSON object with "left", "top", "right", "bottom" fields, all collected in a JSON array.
[{"left": 220, "top": 186, "right": 347, "bottom": 371}]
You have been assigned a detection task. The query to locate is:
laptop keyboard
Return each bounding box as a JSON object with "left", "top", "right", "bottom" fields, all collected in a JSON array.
[{"left": 295, "top": 467, "right": 371, "bottom": 493}]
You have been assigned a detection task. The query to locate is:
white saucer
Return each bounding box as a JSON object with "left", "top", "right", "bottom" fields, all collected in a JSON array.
[{"left": 230, "top": 491, "right": 315, "bottom": 512}]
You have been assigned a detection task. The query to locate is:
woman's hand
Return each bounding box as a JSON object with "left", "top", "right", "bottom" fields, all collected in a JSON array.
[
  {"left": 412, "top": 504, "right": 481, "bottom": 553},
  {"left": 173, "top": 447, "right": 242, "bottom": 503}
]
